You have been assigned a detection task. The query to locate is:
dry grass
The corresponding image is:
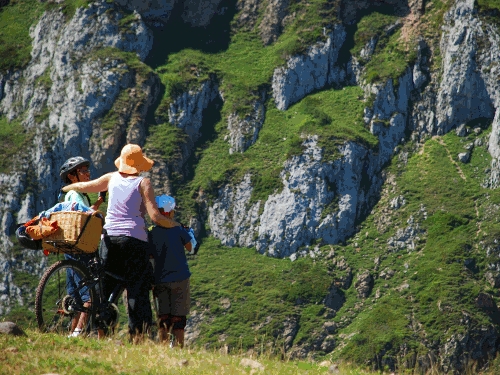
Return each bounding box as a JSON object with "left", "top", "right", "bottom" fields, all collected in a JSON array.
[{"left": 0, "top": 329, "right": 380, "bottom": 375}]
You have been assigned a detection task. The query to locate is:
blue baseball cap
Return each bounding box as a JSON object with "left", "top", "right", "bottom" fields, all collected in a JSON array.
[{"left": 155, "top": 195, "right": 176, "bottom": 212}]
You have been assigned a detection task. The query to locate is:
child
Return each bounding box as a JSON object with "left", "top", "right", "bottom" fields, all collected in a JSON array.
[
  {"left": 59, "top": 156, "right": 104, "bottom": 338},
  {"left": 148, "top": 195, "right": 193, "bottom": 348}
]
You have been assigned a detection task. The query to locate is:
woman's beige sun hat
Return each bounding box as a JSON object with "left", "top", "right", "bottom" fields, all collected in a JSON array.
[{"left": 115, "top": 144, "right": 154, "bottom": 174}]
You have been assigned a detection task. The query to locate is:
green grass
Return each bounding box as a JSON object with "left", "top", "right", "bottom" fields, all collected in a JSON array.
[
  {"left": 477, "top": 0, "right": 500, "bottom": 11},
  {"left": 0, "top": 0, "right": 46, "bottom": 72},
  {"left": 154, "top": 0, "right": 340, "bottom": 118},
  {"left": 363, "top": 30, "right": 418, "bottom": 86},
  {"left": 189, "top": 237, "right": 331, "bottom": 353},
  {"left": 0, "top": 329, "right": 386, "bottom": 375},
  {"left": 0, "top": 115, "right": 29, "bottom": 173},
  {"left": 351, "top": 12, "right": 399, "bottom": 59},
  {"left": 0, "top": 0, "right": 94, "bottom": 73}
]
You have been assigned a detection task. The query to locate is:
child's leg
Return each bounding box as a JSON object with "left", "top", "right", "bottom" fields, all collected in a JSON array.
[
  {"left": 170, "top": 316, "right": 187, "bottom": 348},
  {"left": 169, "top": 278, "right": 190, "bottom": 348},
  {"left": 153, "top": 283, "right": 172, "bottom": 343},
  {"left": 158, "top": 314, "right": 172, "bottom": 342}
]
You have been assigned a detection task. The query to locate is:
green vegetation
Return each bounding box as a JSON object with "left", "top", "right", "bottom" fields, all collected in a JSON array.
[
  {"left": 0, "top": 0, "right": 46, "bottom": 73},
  {"left": 4, "top": 0, "right": 500, "bottom": 372},
  {"left": 0, "top": 0, "right": 94, "bottom": 73},
  {"left": 350, "top": 11, "right": 418, "bottom": 85},
  {"left": 149, "top": 1, "right": 455, "bottom": 217},
  {"left": 477, "top": 0, "right": 500, "bottom": 11},
  {"left": 350, "top": 12, "right": 399, "bottom": 59},
  {"left": 146, "top": 122, "right": 189, "bottom": 162},
  {"left": 328, "top": 122, "right": 499, "bottom": 366},
  {"left": 89, "top": 47, "right": 153, "bottom": 77},
  {"left": 477, "top": 0, "right": 500, "bottom": 28},
  {"left": 419, "top": 0, "right": 454, "bottom": 73},
  {"left": 363, "top": 30, "right": 418, "bottom": 86},
  {"left": 0, "top": 115, "right": 29, "bottom": 173},
  {"left": 189, "top": 237, "right": 332, "bottom": 352}
]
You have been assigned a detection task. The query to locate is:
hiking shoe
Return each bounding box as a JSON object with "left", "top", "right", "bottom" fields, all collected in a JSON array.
[{"left": 68, "top": 328, "right": 82, "bottom": 338}]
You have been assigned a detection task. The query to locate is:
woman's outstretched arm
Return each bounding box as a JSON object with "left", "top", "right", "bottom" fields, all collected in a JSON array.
[{"left": 62, "top": 172, "right": 114, "bottom": 193}]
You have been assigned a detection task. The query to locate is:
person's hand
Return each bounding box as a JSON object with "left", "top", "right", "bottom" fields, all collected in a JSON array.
[{"left": 91, "top": 195, "right": 104, "bottom": 211}]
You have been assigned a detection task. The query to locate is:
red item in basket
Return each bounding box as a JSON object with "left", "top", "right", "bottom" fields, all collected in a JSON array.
[{"left": 25, "top": 218, "right": 59, "bottom": 240}]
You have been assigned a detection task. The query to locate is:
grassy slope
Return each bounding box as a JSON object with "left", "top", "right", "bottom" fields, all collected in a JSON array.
[
  {"left": 0, "top": 330, "right": 384, "bottom": 375},
  {"left": 330, "top": 123, "right": 500, "bottom": 367}
]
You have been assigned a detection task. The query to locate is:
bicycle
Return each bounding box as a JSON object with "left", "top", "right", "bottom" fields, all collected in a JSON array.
[{"left": 34, "top": 246, "right": 125, "bottom": 337}]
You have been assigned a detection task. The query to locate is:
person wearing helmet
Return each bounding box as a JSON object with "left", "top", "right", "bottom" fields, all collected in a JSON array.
[
  {"left": 59, "top": 156, "right": 104, "bottom": 338},
  {"left": 59, "top": 156, "right": 104, "bottom": 211},
  {"left": 148, "top": 195, "right": 194, "bottom": 348}
]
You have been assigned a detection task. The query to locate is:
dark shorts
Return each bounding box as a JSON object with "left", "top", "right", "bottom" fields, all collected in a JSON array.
[{"left": 153, "top": 278, "right": 190, "bottom": 316}]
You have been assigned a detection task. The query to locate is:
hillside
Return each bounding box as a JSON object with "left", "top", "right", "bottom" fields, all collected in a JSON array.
[{"left": 2, "top": 0, "right": 500, "bottom": 373}]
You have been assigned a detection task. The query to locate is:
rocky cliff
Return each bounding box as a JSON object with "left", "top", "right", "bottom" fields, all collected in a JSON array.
[{"left": 2, "top": 0, "right": 500, "bottom": 372}]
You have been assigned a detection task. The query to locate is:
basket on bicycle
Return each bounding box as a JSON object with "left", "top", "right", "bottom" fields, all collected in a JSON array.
[{"left": 42, "top": 211, "right": 104, "bottom": 254}]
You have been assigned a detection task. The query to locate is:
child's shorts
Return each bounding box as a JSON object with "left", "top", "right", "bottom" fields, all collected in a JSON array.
[{"left": 153, "top": 278, "right": 190, "bottom": 316}]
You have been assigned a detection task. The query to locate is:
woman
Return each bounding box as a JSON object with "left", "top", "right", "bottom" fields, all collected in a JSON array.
[
  {"left": 59, "top": 156, "right": 104, "bottom": 338},
  {"left": 62, "top": 144, "right": 179, "bottom": 341}
]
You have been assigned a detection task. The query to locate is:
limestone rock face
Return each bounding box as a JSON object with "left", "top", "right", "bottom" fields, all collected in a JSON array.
[
  {"left": 235, "top": 0, "right": 260, "bottom": 30},
  {"left": 259, "top": 0, "right": 290, "bottom": 45},
  {"left": 436, "top": 0, "right": 495, "bottom": 135},
  {"left": 181, "top": 0, "right": 224, "bottom": 27},
  {"left": 227, "top": 90, "right": 266, "bottom": 154},
  {"left": 436, "top": 0, "right": 500, "bottom": 186},
  {"left": 272, "top": 25, "right": 347, "bottom": 111},
  {"left": 209, "top": 137, "right": 383, "bottom": 258},
  {"left": 148, "top": 78, "right": 220, "bottom": 198}
]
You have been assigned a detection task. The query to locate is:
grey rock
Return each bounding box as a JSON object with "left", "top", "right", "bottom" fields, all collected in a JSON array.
[
  {"left": 485, "top": 271, "right": 500, "bottom": 288},
  {"left": 282, "top": 316, "right": 299, "bottom": 351},
  {"left": 456, "top": 123, "right": 468, "bottom": 137},
  {"left": 227, "top": 90, "right": 266, "bottom": 154},
  {"left": 324, "top": 284, "right": 345, "bottom": 311},
  {"left": 259, "top": 0, "right": 290, "bottom": 46},
  {"left": 387, "top": 215, "right": 425, "bottom": 251},
  {"left": 379, "top": 268, "right": 395, "bottom": 280},
  {"left": 322, "top": 321, "right": 337, "bottom": 334},
  {"left": 354, "top": 270, "right": 373, "bottom": 298},
  {"left": 0, "top": 322, "right": 26, "bottom": 336},
  {"left": 458, "top": 152, "right": 471, "bottom": 163},
  {"left": 360, "top": 37, "right": 378, "bottom": 60}
]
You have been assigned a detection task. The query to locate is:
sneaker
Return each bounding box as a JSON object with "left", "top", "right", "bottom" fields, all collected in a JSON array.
[{"left": 68, "top": 328, "right": 82, "bottom": 338}]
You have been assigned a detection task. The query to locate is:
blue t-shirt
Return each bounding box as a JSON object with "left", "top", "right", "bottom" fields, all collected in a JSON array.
[{"left": 148, "top": 226, "right": 192, "bottom": 283}]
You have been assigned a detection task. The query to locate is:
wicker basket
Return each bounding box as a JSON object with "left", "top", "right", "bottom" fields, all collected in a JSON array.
[{"left": 42, "top": 211, "right": 104, "bottom": 254}]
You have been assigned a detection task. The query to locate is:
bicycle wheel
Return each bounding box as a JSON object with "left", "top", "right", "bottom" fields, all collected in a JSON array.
[{"left": 35, "top": 259, "right": 97, "bottom": 334}]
